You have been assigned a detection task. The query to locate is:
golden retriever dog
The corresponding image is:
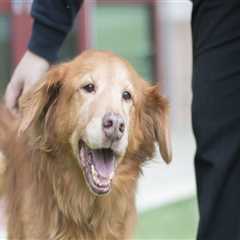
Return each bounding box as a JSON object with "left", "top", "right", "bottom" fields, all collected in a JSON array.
[{"left": 0, "top": 50, "right": 171, "bottom": 240}]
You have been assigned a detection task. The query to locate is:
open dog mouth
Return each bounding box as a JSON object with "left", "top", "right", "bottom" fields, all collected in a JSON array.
[{"left": 79, "top": 141, "right": 116, "bottom": 195}]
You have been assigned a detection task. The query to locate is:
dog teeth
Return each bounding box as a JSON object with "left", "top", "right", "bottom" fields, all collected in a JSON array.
[
  {"left": 91, "top": 164, "right": 111, "bottom": 187},
  {"left": 91, "top": 164, "right": 102, "bottom": 186},
  {"left": 93, "top": 174, "right": 104, "bottom": 186},
  {"left": 109, "top": 171, "right": 114, "bottom": 180},
  {"left": 91, "top": 164, "right": 97, "bottom": 178},
  {"left": 93, "top": 174, "right": 100, "bottom": 185}
]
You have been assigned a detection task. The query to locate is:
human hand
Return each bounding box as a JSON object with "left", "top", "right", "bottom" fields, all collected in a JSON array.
[{"left": 5, "top": 50, "right": 49, "bottom": 114}]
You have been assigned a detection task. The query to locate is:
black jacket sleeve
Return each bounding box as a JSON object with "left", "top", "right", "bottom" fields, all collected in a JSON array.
[{"left": 28, "top": 0, "right": 83, "bottom": 63}]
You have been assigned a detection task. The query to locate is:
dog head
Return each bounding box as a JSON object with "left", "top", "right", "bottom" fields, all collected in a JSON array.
[{"left": 19, "top": 50, "right": 171, "bottom": 196}]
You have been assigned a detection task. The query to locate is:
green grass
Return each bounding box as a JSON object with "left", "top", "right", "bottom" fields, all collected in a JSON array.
[{"left": 135, "top": 197, "right": 199, "bottom": 240}]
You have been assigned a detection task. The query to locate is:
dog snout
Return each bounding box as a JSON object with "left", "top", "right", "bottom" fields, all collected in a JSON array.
[{"left": 103, "top": 112, "right": 125, "bottom": 141}]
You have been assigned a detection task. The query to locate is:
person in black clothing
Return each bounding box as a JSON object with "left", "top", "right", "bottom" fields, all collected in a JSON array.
[
  {"left": 5, "top": 0, "right": 240, "bottom": 239},
  {"left": 192, "top": 0, "right": 240, "bottom": 239}
]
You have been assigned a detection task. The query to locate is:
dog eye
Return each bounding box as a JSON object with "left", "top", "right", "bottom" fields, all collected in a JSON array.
[
  {"left": 82, "top": 83, "right": 95, "bottom": 93},
  {"left": 122, "top": 91, "right": 132, "bottom": 101}
]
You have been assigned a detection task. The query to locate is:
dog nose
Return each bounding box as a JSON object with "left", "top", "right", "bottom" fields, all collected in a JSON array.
[{"left": 102, "top": 112, "right": 125, "bottom": 141}]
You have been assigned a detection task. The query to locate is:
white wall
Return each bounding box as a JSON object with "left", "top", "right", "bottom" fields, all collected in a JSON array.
[{"left": 158, "top": 1, "right": 193, "bottom": 133}]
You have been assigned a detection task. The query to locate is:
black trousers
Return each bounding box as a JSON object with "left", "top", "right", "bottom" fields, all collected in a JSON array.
[{"left": 192, "top": 1, "right": 240, "bottom": 239}]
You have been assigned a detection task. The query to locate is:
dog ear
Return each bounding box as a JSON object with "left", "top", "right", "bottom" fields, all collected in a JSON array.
[
  {"left": 18, "top": 65, "right": 67, "bottom": 134},
  {"left": 144, "top": 86, "right": 172, "bottom": 164}
]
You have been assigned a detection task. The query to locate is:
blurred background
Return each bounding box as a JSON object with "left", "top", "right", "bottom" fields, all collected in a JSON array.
[{"left": 0, "top": 0, "right": 197, "bottom": 239}]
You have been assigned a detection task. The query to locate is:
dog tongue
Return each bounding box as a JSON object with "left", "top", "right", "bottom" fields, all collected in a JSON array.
[{"left": 92, "top": 149, "right": 115, "bottom": 178}]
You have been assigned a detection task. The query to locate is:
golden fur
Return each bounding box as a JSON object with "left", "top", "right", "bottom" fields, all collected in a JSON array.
[{"left": 0, "top": 50, "right": 171, "bottom": 240}]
